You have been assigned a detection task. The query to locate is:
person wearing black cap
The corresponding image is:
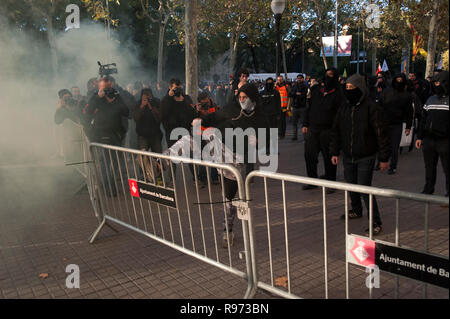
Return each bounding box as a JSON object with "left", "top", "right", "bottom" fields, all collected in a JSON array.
[
  {"left": 302, "top": 68, "right": 343, "bottom": 191},
  {"left": 331, "top": 74, "right": 391, "bottom": 235},
  {"left": 196, "top": 82, "right": 269, "bottom": 248},
  {"left": 415, "top": 70, "right": 449, "bottom": 197}
]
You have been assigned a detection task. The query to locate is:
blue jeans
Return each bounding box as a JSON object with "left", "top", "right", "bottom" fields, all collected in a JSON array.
[{"left": 343, "top": 155, "right": 382, "bottom": 225}]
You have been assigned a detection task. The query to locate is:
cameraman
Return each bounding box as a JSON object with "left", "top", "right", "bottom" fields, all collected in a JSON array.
[
  {"left": 161, "top": 78, "right": 195, "bottom": 148},
  {"left": 84, "top": 76, "right": 129, "bottom": 197},
  {"left": 54, "top": 89, "right": 82, "bottom": 125},
  {"left": 84, "top": 76, "right": 129, "bottom": 146}
]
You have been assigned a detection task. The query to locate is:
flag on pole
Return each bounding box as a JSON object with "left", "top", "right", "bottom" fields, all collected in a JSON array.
[
  {"left": 382, "top": 59, "right": 389, "bottom": 72},
  {"left": 376, "top": 63, "right": 382, "bottom": 75},
  {"left": 342, "top": 68, "right": 347, "bottom": 78}
]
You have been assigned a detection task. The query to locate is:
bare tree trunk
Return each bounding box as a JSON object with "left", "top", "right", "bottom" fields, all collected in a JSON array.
[
  {"left": 425, "top": 0, "right": 440, "bottom": 78},
  {"left": 313, "top": 0, "right": 328, "bottom": 70},
  {"left": 46, "top": 11, "right": 58, "bottom": 80},
  {"left": 250, "top": 46, "right": 260, "bottom": 73},
  {"left": 229, "top": 31, "right": 239, "bottom": 75},
  {"left": 185, "top": 0, "right": 198, "bottom": 102},
  {"left": 157, "top": 17, "right": 168, "bottom": 84},
  {"left": 371, "top": 41, "right": 377, "bottom": 75}
]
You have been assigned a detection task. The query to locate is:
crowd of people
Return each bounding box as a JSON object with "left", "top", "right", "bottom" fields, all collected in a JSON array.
[{"left": 54, "top": 66, "right": 449, "bottom": 240}]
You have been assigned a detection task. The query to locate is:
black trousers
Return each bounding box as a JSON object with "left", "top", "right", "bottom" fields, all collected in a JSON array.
[
  {"left": 304, "top": 128, "right": 336, "bottom": 181},
  {"left": 422, "top": 137, "right": 449, "bottom": 194},
  {"left": 343, "top": 156, "right": 382, "bottom": 225},
  {"left": 278, "top": 112, "right": 287, "bottom": 137},
  {"left": 389, "top": 124, "right": 403, "bottom": 170}
]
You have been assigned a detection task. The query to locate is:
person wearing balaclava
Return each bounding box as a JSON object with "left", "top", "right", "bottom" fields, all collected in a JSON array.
[
  {"left": 415, "top": 70, "right": 449, "bottom": 197},
  {"left": 196, "top": 82, "right": 269, "bottom": 249},
  {"left": 302, "top": 67, "right": 343, "bottom": 192},
  {"left": 260, "top": 77, "right": 282, "bottom": 155},
  {"left": 330, "top": 74, "right": 391, "bottom": 236},
  {"left": 380, "top": 73, "right": 414, "bottom": 175}
]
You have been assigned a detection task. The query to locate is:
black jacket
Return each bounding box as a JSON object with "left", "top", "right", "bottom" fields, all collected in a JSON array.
[
  {"left": 417, "top": 94, "right": 449, "bottom": 139},
  {"left": 84, "top": 92, "right": 129, "bottom": 144},
  {"left": 260, "top": 88, "right": 282, "bottom": 118},
  {"left": 303, "top": 84, "right": 344, "bottom": 130},
  {"left": 134, "top": 97, "right": 162, "bottom": 140},
  {"left": 380, "top": 74, "right": 414, "bottom": 128},
  {"left": 160, "top": 95, "right": 196, "bottom": 136},
  {"left": 289, "top": 82, "right": 308, "bottom": 108},
  {"left": 331, "top": 74, "right": 391, "bottom": 163},
  {"left": 201, "top": 101, "right": 269, "bottom": 163}
]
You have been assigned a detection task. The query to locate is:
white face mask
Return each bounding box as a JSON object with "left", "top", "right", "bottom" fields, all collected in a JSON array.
[{"left": 239, "top": 98, "right": 255, "bottom": 112}]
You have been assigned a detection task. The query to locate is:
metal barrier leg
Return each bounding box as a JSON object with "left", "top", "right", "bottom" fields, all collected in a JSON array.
[{"left": 89, "top": 218, "right": 106, "bottom": 244}]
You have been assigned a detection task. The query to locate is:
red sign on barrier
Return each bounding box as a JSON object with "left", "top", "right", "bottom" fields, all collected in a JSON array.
[
  {"left": 129, "top": 179, "right": 140, "bottom": 198},
  {"left": 347, "top": 235, "right": 376, "bottom": 268}
]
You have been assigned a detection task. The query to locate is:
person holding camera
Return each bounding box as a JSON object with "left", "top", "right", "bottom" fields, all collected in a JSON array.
[
  {"left": 134, "top": 88, "right": 163, "bottom": 183},
  {"left": 54, "top": 89, "right": 82, "bottom": 125},
  {"left": 83, "top": 76, "right": 129, "bottom": 196},
  {"left": 160, "top": 78, "right": 195, "bottom": 148}
]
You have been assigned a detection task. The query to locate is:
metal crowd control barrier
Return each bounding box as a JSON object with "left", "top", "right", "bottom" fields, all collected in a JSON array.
[
  {"left": 245, "top": 171, "right": 449, "bottom": 299},
  {"left": 88, "top": 143, "right": 255, "bottom": 298},
  {"left": 56, "top": 119, "right": 101, "bottom": 221}
]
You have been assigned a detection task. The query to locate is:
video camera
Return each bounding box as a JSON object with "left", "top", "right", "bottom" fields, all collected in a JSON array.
[{"left": 98, "top": 61, "right": 118, "bottom": 77}]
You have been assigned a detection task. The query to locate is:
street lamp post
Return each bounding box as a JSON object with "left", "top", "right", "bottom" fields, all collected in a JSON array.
[{"left": 271, "top": 0, "right": 286, "bottom": 77}]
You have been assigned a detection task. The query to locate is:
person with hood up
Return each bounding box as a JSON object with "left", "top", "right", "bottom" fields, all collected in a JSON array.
[
  {"left": 302, "top": 67, "right": 343, "bottom": 192},
  {"left": 331, "top": 74, "right": 391, "bottom": 235},
  {"left": 415, "top": 70, "right": 449, "bottom": 197},
  {"left": 260, "top": 77, "right": 282, "bottom": 154},
  {"left": 195, "top": 83, "right": 269, "bottom": 248},
  {"left": 380, "top": 73, "right": 414, "bottom": 174}
]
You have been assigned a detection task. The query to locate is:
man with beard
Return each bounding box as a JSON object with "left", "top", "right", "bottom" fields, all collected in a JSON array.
[
  {"left": 331, "top": 74, "right": 391, "bottom": 235},
  {"left": 275, "top": 75, "right": 290, "bottom": 139},
  {"left": 302, "top": 68, "right": 343, "bottom": 192},
  {"left": 415, "top": 70, "right": 449, "bottom": 197},
  {"left": 380, "top": 73, "right": 414, "bottom": 174},
  {"left": 260, "top": 77, "right": 282, "bottom": 155},
  {"left": 289, "top": 74, "right": 308, "bottom": 141},
  {"left": 194, "top": 83, "right": 269, "bottom": 248},
  {"left": 160, "top": 78, "right": 195, "bottom": 148}
]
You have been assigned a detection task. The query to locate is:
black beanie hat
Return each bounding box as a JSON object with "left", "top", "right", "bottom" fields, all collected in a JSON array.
[{"left": 237, "top": 83, "right": 258, "bottom": 103}]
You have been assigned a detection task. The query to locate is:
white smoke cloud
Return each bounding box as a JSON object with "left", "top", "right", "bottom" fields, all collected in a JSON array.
[{"left": 0, "top": 17, "right": 148, "bottom": 166}]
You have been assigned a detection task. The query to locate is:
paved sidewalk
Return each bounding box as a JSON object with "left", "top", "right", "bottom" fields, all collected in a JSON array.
[{"left": 0, "top": 128, "right": 448, "bottom": 299}]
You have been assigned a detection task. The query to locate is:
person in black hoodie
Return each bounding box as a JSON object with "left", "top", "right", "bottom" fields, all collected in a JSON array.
[
  {"left": 260, "top": 77, "right": 282, "bottom": 154},
  {"left": 415, "top": 70, "right": 449, "bottom": 197},
  {"left": 135, "top": 88, "right": 162, "bottom": 153},
  {"left": 302, "top": 68, "right": 343, "bottom": 191},
  {"left": 331, "top": 74, "right": 391, "bottom": 235},
  {"left": 134, "top": 88, "right": 163, "bottom": 183},
  {"left": 380, "top": 73, "right": 414, "bottom": 174},
  {"left": 196, "top": 83, "right": 269, "bottom": 248}
]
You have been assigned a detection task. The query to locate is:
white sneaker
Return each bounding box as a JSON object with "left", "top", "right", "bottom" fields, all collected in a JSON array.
[{"left": 222, "top": 231, "right": 234, "bottom": 248}]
